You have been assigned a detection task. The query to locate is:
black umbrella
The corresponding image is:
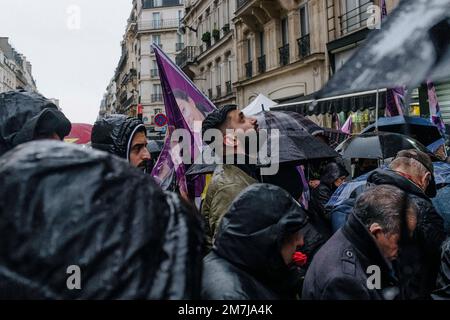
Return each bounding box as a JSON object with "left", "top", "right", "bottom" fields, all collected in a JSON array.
[
  {"left": 255, "top": 111, "right": 338, "bottom": 164},
  {"left": 361, "top": 116, "right": 443, "bottom": 147},
  {"left": 338, "top": 132, "right": 429, "bottom": 159},
  {"left": 319, "top": 0, "right": 450, "bottom": 98}
]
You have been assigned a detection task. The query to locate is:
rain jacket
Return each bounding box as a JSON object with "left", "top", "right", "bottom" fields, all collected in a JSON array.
[
  {"left": 432, "top": 185, "right": 450, "bottom": 232},
  {"left": 432, "top": 237, "right": 450, "bottom": 300},
  {"left": 201, "top": 184, "right": 309, "bottom": 300},
  {"left": 302, "top": 212, "right": 400, "bottom": 300},
  {"left": 91, "top": 115, "right": 146, "bottom": 161},
  {"left": 201, "top": 164, "right": 258, "bottom": 247},
  {"left": 331, "top": 168, "right": 446, "bottom": 299},
  {"left": 0, "top": 141, "right": 204, "bottom": 299},
  {"left": 0, "top": 90, "right": 71, "bottom": 156}
]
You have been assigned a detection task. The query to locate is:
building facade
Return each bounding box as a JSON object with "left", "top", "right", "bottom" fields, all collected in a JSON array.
[
  {"left": 177, "top": 0, "right": 237, "bottom": 107},
  {"left": 102, "top": 0, "right": 184, "bottom": 136},
  {"left": 0, "top": 37, "right": 37, "bottom": 94}
]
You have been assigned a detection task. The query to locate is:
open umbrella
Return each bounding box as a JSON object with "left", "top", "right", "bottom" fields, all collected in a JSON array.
[
  {"left": 338, "top": 132, "right": 428, "bottom": 159},
  {"left": 64, "top": 123, "right": 92, "bottom": 145},
  {"left": 361, "top": 116, "right": 443, "bottom": 147},
  {"left": 319, "top": 0, "right": 450, "bottom": 98},
  {"left": 255, "top": 111, "right": 338, "bottom": 164}
]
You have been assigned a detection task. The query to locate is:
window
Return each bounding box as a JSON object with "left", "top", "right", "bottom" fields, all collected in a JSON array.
[
  {"left": 152, "top": 12, "right": 161, "bottom": 28},
  {"left": 247, "top": 39, "right": 252, "bottom": 62},
  {"left": 341, "top": 0, "right": 372, "bottom": 34},
  {"left": 259, "top": 31, "right": 264, "bottom": 55},
  {"left": 281, "top": 18, "right": 289, "bottom": 45},
  {"left": 154, "top": 0, "right": 162, "bottom": 7},
  {"left": 152, "top": 34, "right": 161, "bottom": 45},
  {"left": 178, "top": 10, "right": 183, "bottom": 22},
  {"left": 153, "top": 84, "right": 161, "bottom": 95},
  {"left": 154, "top": 108, "right": 162, "bottom": 114},
  {"left": 300, "top": 5, "right": 309, "bottom": 36}
]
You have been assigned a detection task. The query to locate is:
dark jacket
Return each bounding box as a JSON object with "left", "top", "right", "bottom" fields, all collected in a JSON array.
[
  {"left": 302, "top": 212, "right": 400, "bottom": 300},
  {"left": 201, "top": 184, "right": 309, "bottom": 300},
  {"left": 368, "top": 169, "right": 446, "bottom": 299},
  {"left": 331, "top": 168, "right": 446, "bottom": 299},
  {"left": 91, "top": 115, "right": 146, "bottom": 160},
  {"left": 0, "top": 141, "right": 204, "bottom": 299},
  {"left": 309, "top": 162, "right": 349, "bottom": 239},
  {"left": 432, "top": 237, "right": 450, "bottom": 300},
  {"left": 0, "top": 90, "right": 71, "bottom": 156},
  {"left": 432, "top": 184, "right": 450, "bottom": 232}
]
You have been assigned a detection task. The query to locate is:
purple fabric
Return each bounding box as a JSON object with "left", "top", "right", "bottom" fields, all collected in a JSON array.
[
  {"left": 341, "top": 116, "right": 352, "bottom": 134},
  {"left": 150, "top": 45, "right": 216, "bottom": 200},
  {"left": 381, "top": 0, "right": 406, "bottom": 117},
  {"left": 427, "top": 80, "right": 446, "bottom": 137}
]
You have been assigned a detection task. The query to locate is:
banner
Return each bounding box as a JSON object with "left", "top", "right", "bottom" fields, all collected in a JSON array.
[
  {"left": 428, "top": 80, "right": 446, "bottom": 137},
  {"left": 151, "top": 44, "right": 216, "bottom": 202}
]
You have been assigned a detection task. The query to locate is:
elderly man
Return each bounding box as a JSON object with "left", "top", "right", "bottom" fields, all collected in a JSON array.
[
  {"left": 331, "top": 149, "right": 446, "bottom": 299},
  {"left": 91, "top": 115, "right": 152, "bottom": 172},
  {"left": 303, "top": 185, "right": 412, "bottom": 300}
]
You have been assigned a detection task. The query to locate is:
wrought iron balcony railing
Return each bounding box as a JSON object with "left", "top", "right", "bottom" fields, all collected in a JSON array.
[
  {"left": 257, "top": 55, "right": 266, "bottom": 73},
  {"left": 245, "top": 61, "right": 253, "bottom": 79},
  {"left": 279, "top": 44, "right": 290, "bottom": 66},
  {"left": 297, "top": 34, "right": 310, "bottom": 58}
]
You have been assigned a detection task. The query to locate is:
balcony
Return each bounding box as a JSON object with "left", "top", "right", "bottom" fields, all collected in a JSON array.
[
  {"left": 236, "top": 0, "right": 250, "bottom": 10},
  {"left": 142, "top": 0, "right": 184, "bottom": 9},
  {"left": 245, "top": 61, "right": 252, "bottom": 79},
  {"left": 257, "top": 55, "right": 266, "bottom": 73},
  {"left": 279, "top": 44, "right": 290, "bottom": 66},
  {"left": 339, "top": 1, "right": 373, "bottom": 36},
  {"left": 151, "top": 69, "right": 159, "bottom": 78},
  {"left": 216, "top": 85, "right": 222, "bottom": 98},
  {"left": 176, "top": 46, "right": 199, "bottom": 68},
  {"left": 175, "top": 42, "right": 184, "bottom": 51},
  {"left": 138, "top": 19, "right": 181, "bottom": 32},
  {"left": 208, "top": 89, "right": 213, "bottom": 99},
  {"left": 297, "top": 34, "right": 310, "bottom": 58},
  {"left": 226, "top": 81, "right": 232, "bottom": 95},
  {"left": 151, "top": 94, "right": 163, "bottom": 102}
]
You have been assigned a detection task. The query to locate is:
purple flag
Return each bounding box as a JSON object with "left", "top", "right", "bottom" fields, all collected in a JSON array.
[
  {"left": 341, "top": 115, "right": 352, "bottom": 134},
  {"left": 381, "top": 0, "right": 406, "bottom": 117},
  {"left": 150, "top": 44, "right": 216, "bottom": 202},
  {"left": 428, "top": 80, "right": 446, "bottom": 137}
]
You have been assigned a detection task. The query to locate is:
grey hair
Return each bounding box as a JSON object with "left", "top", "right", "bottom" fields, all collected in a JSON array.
[
  {"left": 389, "top": 157, "right": 429, "bottom": 178},
  {"left": 354, "top": 185, "right": 408, "bottom": 235}
]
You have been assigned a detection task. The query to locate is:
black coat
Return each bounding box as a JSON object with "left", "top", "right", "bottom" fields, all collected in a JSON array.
[
  {"left": 432, "top": 237, "right": 450, "bottom": 300},
  {"left": 91, "top": 115, "right": 146, "bottom": 160},
  {"left": 0, "top": 141, "right": 204, "bottom": 299},
  {"left": 302, "top": 212, "right": 400, "bottom": 300},
  {"left": 367, "top": 169, "right": 446, "bottom": 299},
  {"left": 0, "top": 90, "right": 71, "bottom": 156},
  {"left": 201, "top": 184, "right": 309, "bottom": 300}
]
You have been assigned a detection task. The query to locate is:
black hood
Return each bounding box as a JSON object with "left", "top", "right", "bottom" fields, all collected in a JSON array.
[
  {"left": 91, "top": 115, "right": 146, "bottom": 160},
  {"left": 367, "top": 168, "right": 429, "bottom": 200},
  {"left": 214, "top": 184, "right": 309, "bottom": 280},
  {"left": 0, "top": 90, "right": 71, "bottom": 156},
  {"left": 0, "top": 141, "right": 204, "bottom": 299},
  {"left": 320, "top": 161, "right": 349, "bottom": 188}
]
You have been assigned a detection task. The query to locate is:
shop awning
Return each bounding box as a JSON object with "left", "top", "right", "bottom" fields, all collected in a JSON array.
[{"left": 273, "top": 89, "right": 387, "bottom": 116}]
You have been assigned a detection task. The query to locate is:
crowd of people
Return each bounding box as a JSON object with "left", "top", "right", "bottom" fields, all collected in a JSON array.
[{"left": 0, "top": 89, "right": 449, "bottom": 300}]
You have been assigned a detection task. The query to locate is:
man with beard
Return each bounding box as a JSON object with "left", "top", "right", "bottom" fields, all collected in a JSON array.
[
  {"left": 201, "top": 105, "right": 259, "bottom": 248},
  {"left": 91, "top": 115, "right": 152, "bottom": 172}
]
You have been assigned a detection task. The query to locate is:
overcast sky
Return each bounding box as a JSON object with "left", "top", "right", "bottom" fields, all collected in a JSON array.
[{"left": 0, "top": 0, "right": 132, "bottom": 124}]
